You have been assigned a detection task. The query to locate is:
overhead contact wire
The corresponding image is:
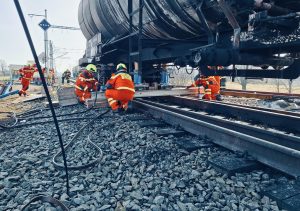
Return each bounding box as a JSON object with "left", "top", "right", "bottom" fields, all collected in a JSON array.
[{"left": 13, "top": 0, "right": 70, "bottom": 195}]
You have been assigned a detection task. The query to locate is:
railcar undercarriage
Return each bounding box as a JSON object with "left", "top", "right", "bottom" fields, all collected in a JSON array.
[{"left": 78, "top": 0, "right": 300, "bottom": 85}]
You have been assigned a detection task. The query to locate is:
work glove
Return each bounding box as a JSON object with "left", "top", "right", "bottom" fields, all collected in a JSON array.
[
  {"left": 105, "top": 83, "right": 113, "bottom": 89},
  {"left": 101, "top": 86, "right": 106, "bottom": 92},
  {"left": 96, "top": 83, "right": 101, "bottom": 91}
]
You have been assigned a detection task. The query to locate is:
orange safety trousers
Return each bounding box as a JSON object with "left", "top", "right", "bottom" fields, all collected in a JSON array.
[
  {"left": 203, "top": 84, "right": 220, "bottom": 100},
  {"left": 105, "top": 89, "right": 134, "bottom": 110},
  {"left": 19, "top": 78, "right": 30, "bottom": 95},
  {"left": 75, "top": 89, "right": 92, "bottom": 103}
]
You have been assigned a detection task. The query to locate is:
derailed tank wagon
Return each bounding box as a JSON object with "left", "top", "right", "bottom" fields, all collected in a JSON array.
[{"left": 78, "top": 0, "right": 300, "bottom": 85}]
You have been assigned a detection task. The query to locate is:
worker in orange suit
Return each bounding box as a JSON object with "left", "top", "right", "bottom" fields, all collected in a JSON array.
[
  {"left": 48, "top": 68, "right": 55, "bottom": 85},
  {"left": 188, "top": 74, "right": 221, "bottom": 101},
  {"left": 105, "top": 63, "right": 135, "bottom": 111},
  {"left": 18, "top": 64, "right": 37, "bottom": 96},
  {"left": 74, "top": 64, "right": 98, "bottom": 103},
  {"left": 203, "top": 76, "right": 221, "bottom": 100},
  {"left": 207, "top": 65, "right": 223, "bottom": 88}
]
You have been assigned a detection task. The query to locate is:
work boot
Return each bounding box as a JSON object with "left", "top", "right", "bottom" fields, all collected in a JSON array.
[
  {"left": 117, "top": 107, "right": 125, "bottom": 115},
  {"left": 112, "top": 108, "right": 122, "bottom": 116},
  {"left": 122, "top": 103, "right": 128, "bottom": 111},
  {"left": 124, "top": 101, "right": 134, "bottom": 113},
  {"left": 216, "top": 94, "right": 223, "bottom": 101}
]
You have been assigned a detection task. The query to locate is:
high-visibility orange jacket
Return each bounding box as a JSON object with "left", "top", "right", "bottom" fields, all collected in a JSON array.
[
  {"left": 190, "top": 76, "right": 220, "bottom": 100},
  {"left": 75, "top": 70, "right": 98, "bottom": 102},
  {"left": 192, "top": 77, "right": 207, "bottom": 88},
  {"left": 204, "top": 76, "right": 220, "bottom": 100},
  {"left": 18, "top": 66, "right": 37, "bottom": 96},
  {"left": 106, "top": 71, "right": 135, "bottom": 92},
  {"left": 105, "top": 70, "right": 135, "bottom": 110},
  {"left": 19, "top": 66, "right": 36, "bottom": 80}
]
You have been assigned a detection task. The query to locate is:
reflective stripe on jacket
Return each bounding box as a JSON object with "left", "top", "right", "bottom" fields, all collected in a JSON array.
[
  {"left": 106, "top": 71, "right": 135, "bottom": 93},
  {"left": 75, "top": 70, "right": 98, "bottom": 92}
]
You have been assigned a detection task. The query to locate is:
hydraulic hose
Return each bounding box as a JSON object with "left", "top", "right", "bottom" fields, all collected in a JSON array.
[
  {"left": 18, "top": 89, "right": 100, "bottom": 121},
  {"left": 0, "top": 112, "right": 18, "bottom": 128},
  {"left": 0, "top": 117, "right": 96, "bottom": 130},
  {"left": 17, "top": 108, "right": 46, "bottom": 118},
  {"left": 18, "top": 107, "right": 95, "bottom": 121},
  {"left": 52, "top": 110, "right": 111, "bottom": 170},
  {"left": 21, "top": 195, "right": 69, "bottom": 211},
  {"left": 14, "top": 0, "right": 69, "bottom": 195}
]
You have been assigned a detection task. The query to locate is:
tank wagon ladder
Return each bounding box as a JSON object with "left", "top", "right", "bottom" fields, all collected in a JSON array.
[{"left": 128, "top": 0, "right": 144, "bottom": 84}]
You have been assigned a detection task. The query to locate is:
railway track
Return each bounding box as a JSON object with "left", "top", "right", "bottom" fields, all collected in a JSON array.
[
  {"left": 133, "top": 97, "right": 300, "bottom": 177},
  {"left": 158, "top": 96, "right": 300, "bottom": 134},
  {"left": 2, "top": 102, "right": 299, "bottom": 210}
]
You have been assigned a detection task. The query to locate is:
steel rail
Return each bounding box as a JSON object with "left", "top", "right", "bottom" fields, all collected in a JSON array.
[
  {"left": 136, "top": 98, "right": 300, "bottom": 150},
  {"left": 221, "top": 89, "right": 300, "bottom": 99},
  {"left": 161, "top": 96, "right": 300, "bottom": 134},
  {"left": 133, "top": 99, "right": 300, "bottom": 177},
  {"left": 165, "top": 95, "right": 300, "bottom": 117}
]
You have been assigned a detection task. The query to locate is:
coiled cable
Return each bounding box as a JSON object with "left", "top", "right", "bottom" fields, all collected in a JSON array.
[{"left": 52, "top": 109, "right": 112, "bottom": 170}]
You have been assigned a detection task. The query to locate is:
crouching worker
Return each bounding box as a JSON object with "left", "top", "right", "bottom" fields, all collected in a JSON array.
[
  {"left": 75, "top": 64, "right": 98, "bottom": 103},
  {"left": 105, "top": 63, "right": 135, "bottom": 112},
  {"left": 188, "top": 74, "right": 221, "bottom": 101}
]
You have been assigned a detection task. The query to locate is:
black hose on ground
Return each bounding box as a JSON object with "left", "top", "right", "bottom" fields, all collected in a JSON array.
[
  {"left": 18, "top": 88, "right": 100, "bottom": 120},
  {"left": 0, "top": 112, "right": 18, "bottom": 128},
  {"left": 0, "top": 117, "right": 96, "bottom": 129},
  {"left": 21, "top": 195, "right": 69, "bottom": 211},
  {"left": 17, "top": 107, "right": 95, "bottom": 121},
  {"left": 14, "top": 0, "right": 70, "bottom": 195},
  {"left": 53, "top": 110, "right": 113, "bottom": 170},
  {"left": 17, "top": 108, "right": 46, "bottom": 118}
]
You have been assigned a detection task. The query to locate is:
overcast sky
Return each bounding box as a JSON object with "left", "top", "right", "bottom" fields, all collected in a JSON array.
[{"left": 0, "top": 0, "right": 86, "bottom": 73}]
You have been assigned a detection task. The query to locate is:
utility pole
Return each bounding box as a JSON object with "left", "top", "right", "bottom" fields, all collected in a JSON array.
[
  {"left": 28, "top": 10, "right": 80, "bottom": 74},
  {"left": 28, "top": 10, "right": 49, "bottom": 73},
  {"left": 49, "top": 40, "right": 54, "bottom": 70},
  {"left": 44, "top": 9, "right": 48, "bottom": 73}
]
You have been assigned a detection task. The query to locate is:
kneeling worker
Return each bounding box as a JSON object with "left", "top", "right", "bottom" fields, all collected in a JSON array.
[
  {"left": 188, "top": 74, "right": 221, "bottom": 101},
  {"left": 75, "top": 64, "right": 98, "bottom": 103},
  {"left": 105, "top": 63, "right": 135, "bottom": 111}
]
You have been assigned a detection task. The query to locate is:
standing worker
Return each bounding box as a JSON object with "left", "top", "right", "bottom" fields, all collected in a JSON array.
[
  {"left": 18, "top": 64, "right": 37, "bottom": 96},
  {"left": 105, "top": 63, "right": 135, "bottom": 112},
  {"left": 62, "top": 69, "right": 71, "bottom": 84},
  {"left": 74, "top": 64, "right": 98, "bottom": 103},
  {"left": 48, "top": 68, "right": 55, "bottom": 85}
]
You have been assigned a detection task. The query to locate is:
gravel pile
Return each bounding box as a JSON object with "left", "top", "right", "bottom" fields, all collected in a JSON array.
[
  {"left": 222, "top": 96, "right": 260, "bottom": 107},
  {"left": 223, "top": 96, "right": 300, "bottom": 112},
  {"left": 257, "top": 99, "right": 300, "bottom": 111},
  {"left": 0, "top": 106, "right": 288, "bottom": 210}
]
